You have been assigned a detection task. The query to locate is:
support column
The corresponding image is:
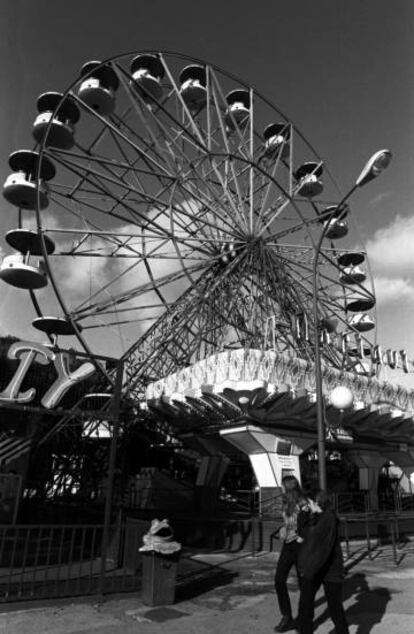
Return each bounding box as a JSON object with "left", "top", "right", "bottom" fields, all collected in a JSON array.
[
  {"left": 180, "top": 433, "right": 231, "bottom": 513},
  {"left": 220, "top": 424, "right": 314, "bottom": 515},
  {"left": 347, "top": 451, "right": 385, "bottom": 511},
  {"left": 194, "top": 455, "right": 230, "bottom": 512}
]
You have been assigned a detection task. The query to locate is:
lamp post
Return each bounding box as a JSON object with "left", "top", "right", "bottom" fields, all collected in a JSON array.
[{"left": 313, "top": 149, "right": 392, "bottom": 491}]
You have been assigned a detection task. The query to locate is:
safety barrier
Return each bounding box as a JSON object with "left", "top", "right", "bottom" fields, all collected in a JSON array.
[{"left": 0, "top": 523, "right": 140, "bottom": 603}]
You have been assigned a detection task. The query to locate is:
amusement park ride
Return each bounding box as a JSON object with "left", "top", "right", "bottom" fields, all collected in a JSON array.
[{"left": 0, "top": 51, "right": 412, "bottom": 509}]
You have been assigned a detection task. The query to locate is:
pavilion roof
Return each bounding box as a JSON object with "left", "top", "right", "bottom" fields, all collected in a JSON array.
[{"left": 145, "top": 348, "right": 414, "bottom": 449}]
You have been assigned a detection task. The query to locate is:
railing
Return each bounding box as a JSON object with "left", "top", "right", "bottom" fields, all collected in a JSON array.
[
  {"left": 123, "top": 486, "right": 194, "bottom": 511},
  {"left": 0, "top": 523, "right": 141, "bottom": 603},
  {"left": 376, "top": 491, "right": 414, "bottom": 513},
  {"left": 399, "top": 493, "right": 414, "bottom": 512},
  {"left": 219, "top": 489, "right": 259, "bottom": 515},
  {"left": 3, "top": 505, "right": 414, "bottom": 603},
  {"left": 332, "top": 491, "right": 370, "bottom": 515},
  {"left": 259, "top": 490, "right": 283, "bottom": 518},
  {"left": 377, "top": 491, "right": 414, "bottom": 513},
  {"left": 338, "top": 512, "right": 414, "bottom": 566},
  {"left": 218, "top": 488, "right": 284, "bottom": 518}
]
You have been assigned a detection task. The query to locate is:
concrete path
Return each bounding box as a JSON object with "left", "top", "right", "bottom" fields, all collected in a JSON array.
[{"left": 1, "top": 543, "right": 414, "bottom": 633}]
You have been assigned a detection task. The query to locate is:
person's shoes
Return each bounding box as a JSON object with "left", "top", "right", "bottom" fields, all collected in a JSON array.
[{"left": 274, "top": 616, "right": 296, "bottom": 632}]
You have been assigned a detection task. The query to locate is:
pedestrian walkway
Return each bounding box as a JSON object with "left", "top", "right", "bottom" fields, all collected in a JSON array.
[{"left": 1, "top": 542, "right": 414, "bottom": 633}]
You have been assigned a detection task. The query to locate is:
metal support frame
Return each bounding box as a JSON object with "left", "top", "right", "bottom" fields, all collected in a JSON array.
[
  {"left": 99, "top": 359, "right": 124, "bottom": 595},
  {"left": 312, "top": 193, "right": 357, "bottom": 491},
  {"left": 312, "top": 224, "right": 331, "bottom": 491}
]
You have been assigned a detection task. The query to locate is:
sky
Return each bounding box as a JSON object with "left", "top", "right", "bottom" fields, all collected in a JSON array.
[{"left": 0, "top": 0, "right": 414, "bottom": 386}]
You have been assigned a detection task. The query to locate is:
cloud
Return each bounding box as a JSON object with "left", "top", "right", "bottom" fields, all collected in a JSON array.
[
  {"left": 0, "top": 198, "right": 209, "bottom": 354},
  {"left": 365, "top": 214, "right": 414, "bottom": 306},
  {"left": 368, "top": 191, "right": 393, "bottom": 207},
  {"left": 373, "top": 276, "right": 414, "bottom": 305},
  {"left": 366, "top": 214, "right": 414, "bottom": 276}
]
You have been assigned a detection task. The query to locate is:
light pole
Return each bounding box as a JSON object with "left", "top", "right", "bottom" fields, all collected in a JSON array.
[{"left": 313, "top": 149, "right": 392, "bottom": 491}]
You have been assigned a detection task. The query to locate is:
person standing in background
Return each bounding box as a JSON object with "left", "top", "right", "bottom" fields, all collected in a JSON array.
[
  {"left": 297, "top": 489, "right": 349, "bottom": 634},
  {"left": 274, "top": 475, "right": 311, "bottom": 633}
]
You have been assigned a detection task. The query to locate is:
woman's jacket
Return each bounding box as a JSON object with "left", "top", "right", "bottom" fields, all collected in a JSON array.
[{"left": 297, "top": 509, "right": 344, "bottom": 582}]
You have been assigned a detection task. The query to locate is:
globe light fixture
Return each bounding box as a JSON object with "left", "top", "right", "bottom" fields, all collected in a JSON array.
[{"left": 330, "top": 385, "right": 354, "bottom": 411}]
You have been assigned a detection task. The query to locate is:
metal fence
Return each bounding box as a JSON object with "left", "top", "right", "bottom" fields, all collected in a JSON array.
[
  {"left": 378, "top": 491, "right": 414, "bottom": 513},
  {"left": 3, "top": 490, "right": 414, "bottom": 602},
  {"left": 0, "top": 522, "right": 142, "bottom": 603},
  {"left": 122, "top": 486, "right": 414, "bottom": 518},
  {"left": 332, "top": 491, "right": 370, "bottom": 514}
]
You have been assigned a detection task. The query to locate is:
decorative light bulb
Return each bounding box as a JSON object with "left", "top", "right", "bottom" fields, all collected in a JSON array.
[{"left": 330, "top": 385, "right": 354, "bottom": 410}]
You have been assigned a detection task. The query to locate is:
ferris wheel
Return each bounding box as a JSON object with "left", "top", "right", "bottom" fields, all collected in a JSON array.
[{"left": 0, "top": 51, "right": 377, "bottom": 399}]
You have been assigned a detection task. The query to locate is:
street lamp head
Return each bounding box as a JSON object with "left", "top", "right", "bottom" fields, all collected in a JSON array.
[{"left": 355, "top": 149, "right": 392, "bottom": 188}]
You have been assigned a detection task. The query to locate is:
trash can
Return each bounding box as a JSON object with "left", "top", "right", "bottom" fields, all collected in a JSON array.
[
  {"left": 139, "top": 518, "right": 182, "bottom": 606},
  {"left": 141, "top": 550, "right": 180, "bottom": 606}
]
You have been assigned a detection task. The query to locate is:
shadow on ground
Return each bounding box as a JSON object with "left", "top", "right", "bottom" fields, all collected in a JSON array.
[
  {"left": 176, "top": 555, "right": 237, "bottom": 601},
  {"left": 313, "top": 572, "right": 397, "bottom": 634}
]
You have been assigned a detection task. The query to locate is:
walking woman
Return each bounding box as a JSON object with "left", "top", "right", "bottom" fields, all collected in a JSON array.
[
  {"left": 274, "top": 475, "right": 311, "bottom": 633},
  {"left": 297, "top": 489, "right": 349, "bottom": 634}
]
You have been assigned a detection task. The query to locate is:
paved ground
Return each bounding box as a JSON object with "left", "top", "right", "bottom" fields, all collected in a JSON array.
[{"left": 1, "top": 541, "right": 414, "bottom": 633}]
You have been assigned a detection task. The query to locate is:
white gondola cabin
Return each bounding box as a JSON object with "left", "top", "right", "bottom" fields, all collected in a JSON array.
[
  {"left": 130, "top": 54, "right": 165, "bottom": 103},
  {"left": 3, "top": 150, "right": 55, "bottom": 210},
  {"left": 0, "top": 229, "right": 55, "bottom": 290},
  {"left": 348, "top": 313, "right": 375, "bottom": 332},
  {"left": 78, "top": 61, "right": 119, "bottom": 115},
  {"left": 319, "top": 204, "right": 349, "bottom": 239},
  {"left": 33, "top": 92, "right": 80, "bottom": 149},
  {"left": 337, "top": 251, "right": 365, "bottom": 268},
  {"left": 339, "top": 265, "right": 366, "bottom": 285},
  {"left": 346, "top": 295, "right": 376, "bottom": 312},
  {"left": 294, "top": 162, "right": 323, "bottom": 197},
  {"left": 179, "top": 65, "right": 207, "bottom": 110},
  {"left": 0, "top": 255, "right": 47, "bottom": 289},
  {"left": 263, "top": 123, "right": 290, "bottom": 160},
  {"left": 225, "top": 89, "right": 250, "bottom": 130},
  {"left": 32, "top": 316, "right": 82, "bottom": 337}
]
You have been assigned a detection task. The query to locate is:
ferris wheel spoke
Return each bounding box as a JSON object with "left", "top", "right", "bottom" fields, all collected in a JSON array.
[
  {"left": 124, "top": 266, "right": 222, "bottom": 374},
  {"left": 191, "top": 154, "right": 246, "bottom": 227},
  {"left": 44, "top": 193, "right": 160, "bottom": 256},
  {"left": 206, "top": 87, "right": 251, "bottom": 219},
  {"left": 262, "top": 214, "right": 317, "bottom": 244},
  {"left": 114, "top": 60, "right": 209, "bottom": 171},
  {"left": 109, "top": 109, "right": 179, "bottom": 179},
  {"left": 49, "top": 148, "right": 172, "bottom": 205},
  {"left": 72, "top": 260, "right": 143, "bottom": 315},
  {"left": 211, "top": 158, "right": 249, "bottom": 231},
  {"left": 47, "top": 152, "right": 167, "bottom": 227},
  {"left": 50, "top": 183, "right": 161, "bottom": 236},
  {"left": 248, "top": 88, "right": 255, "bottom": 233},
  {"left": 104, "top": 128, "right": 155, "bottom": 197},
  {"left": 209, "top": 68, "right": 252, "bottom": 158},
  {"left": 158, "top": 53, "right": 206, "bottom": 147},
  {"left": 71, "top": 91, "right": 174, "bottom": 180},
  {"left": 71, "top": 235, "right": 191, "bottom": 312},
  {"left": 255, "top": 152, "right": 289, "bottom": 230},
  {"left": 173, "top": 178, "right": 241, "bottom": 241},
  {"left": 165, "top": 183, "right": 216, "bottom": 269},
  {"left": 113, "top": 71, "right": 183, "bottom": 177},
  {"left": 48, "top": 160, "right": 219, "bottom": 257},
  {"left": 72, "top": 261, "right": 206, "bottom": 321}
]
